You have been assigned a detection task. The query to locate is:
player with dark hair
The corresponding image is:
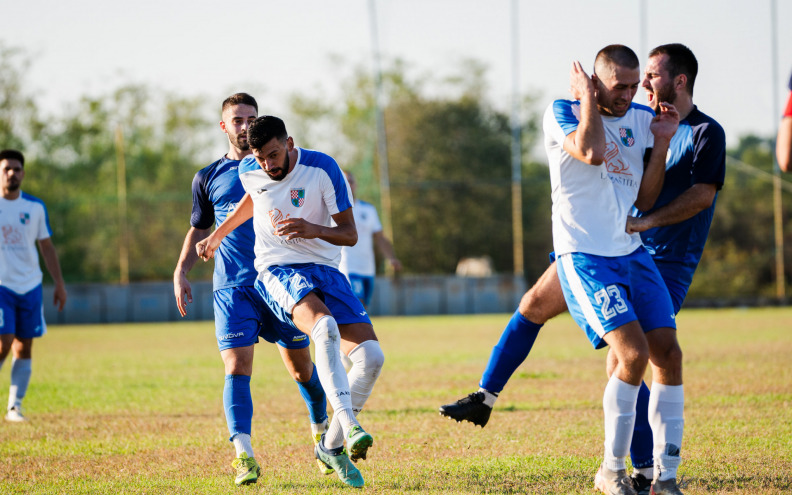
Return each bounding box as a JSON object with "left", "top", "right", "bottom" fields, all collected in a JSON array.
[
  {"left": 442, "top": 43, "right": 723, "bottom": 495},
  {"left": 1, "top": 149, "right": 67, "bottom": 423},
  {"left": 196, "top": 115, "right": 384, "bottom": 489},
  {"left": 173, "top": 94, "right": 328, "bottom": 486}
]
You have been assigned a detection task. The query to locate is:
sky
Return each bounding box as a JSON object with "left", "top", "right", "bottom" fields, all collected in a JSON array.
[{"left": 2, "top": 0, "right": 791, "bottom": 157}]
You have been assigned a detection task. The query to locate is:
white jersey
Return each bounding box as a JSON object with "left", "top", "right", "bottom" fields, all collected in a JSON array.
[
  {"left": 238, "top": 147, "right": 353, "bottom": 272},
  {"left": 544, "top": 99, "right": 655, "bottom": 257},
  {"left": 0, "top": 192, "right": 51, "bottom": 294},
  {"left": 339, "top": 199, "right": 382, "bottom": 277}
]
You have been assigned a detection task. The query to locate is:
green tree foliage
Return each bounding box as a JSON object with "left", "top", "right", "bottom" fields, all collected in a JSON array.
[
  {"left": 290, "top": 58, "right": 549, "bottom": 275},
  {"left": 689, "top": 135, "right": 792, "bottom": 298}
]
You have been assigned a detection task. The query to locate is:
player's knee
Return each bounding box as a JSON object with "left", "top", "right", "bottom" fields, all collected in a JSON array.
[
  {"left": 311, "top": 315, "right": 340, "bottom": 344},
  {"left": 348, "top": 340, "right": 385, "bottom": 375}
]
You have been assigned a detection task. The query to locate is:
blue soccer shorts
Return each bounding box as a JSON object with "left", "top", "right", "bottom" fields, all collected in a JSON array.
[
  {"left": 653, "top": 259, "right": 696, "bottom": 315},
  {"left": 556, "top": 247, "right": 676, "bottom": 349},
  {"left": 213, "top": 286, "right": 309, "bottom": 352},
  {"left": 256, "top": 263, "right": 372, "bottom": 329},
  {"left": 0, "top": 284, "right": 46, "bottom": 339},
  {"left": 346, "top": 273, "right": 375, "bottom": 307}
]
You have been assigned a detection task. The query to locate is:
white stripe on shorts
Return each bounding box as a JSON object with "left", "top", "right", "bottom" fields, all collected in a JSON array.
[
  {"left": 258, "top": 270, "right": 299, "bottom": 314},
  {"left": 559, "top": 254, "right": 607, "bottom": 340}
]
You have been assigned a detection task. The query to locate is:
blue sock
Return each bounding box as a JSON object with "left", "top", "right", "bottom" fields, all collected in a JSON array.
[
  {"left": 630, "top": 380, "right": 654, "bottom": 469},
  {"left": 479, "top": 310, "right": 542, "bottom": 393},
  {"left": 296, "top": 365, "right": 328, "bottom": 425},
  {"left": 224, "top": 374, "right": 253, "bottom": 441}
]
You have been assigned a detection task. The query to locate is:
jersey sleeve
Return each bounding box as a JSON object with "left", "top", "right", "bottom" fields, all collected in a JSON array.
[
  {"left": 691, "top": 121, "right": 726, "bottom": 189},
  {"left": 322, "top": 159, "right": 353, "bottom": 215},
  {"left": 36, "top": 202, "right": 53, "bottom": 241},
  {"left": 190, "top": 169, "right": 215, "bottom": 229},
  {"left": 551, "top": 100, "right": 581, "bottom": 137}
]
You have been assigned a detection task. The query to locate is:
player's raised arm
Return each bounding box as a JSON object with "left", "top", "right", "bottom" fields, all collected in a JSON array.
[
  {"left": 196, "top": 193, "right": 254, "bottom": 261},
  {"left": 634, "top": 102, "right": 679, "bottom": 211},
  {"left": 563, "top": 61, "right": 606, "bottom": 165}
]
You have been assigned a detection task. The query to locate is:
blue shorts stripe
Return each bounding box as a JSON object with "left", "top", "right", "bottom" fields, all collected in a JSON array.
[{"left": 558, "top": 255, "right": 607, "bottom": 341}]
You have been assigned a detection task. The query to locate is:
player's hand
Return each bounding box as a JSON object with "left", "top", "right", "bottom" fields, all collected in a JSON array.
[
  {"left": 275, "top": 217, "right": 321, "bottom": 240},
  {"left": 626, "top": 215, "right": 653, "bottom": 234},
  {"left": 196, "top": 235, "right": 220, "bottom": 261},
  {"left": 53, "top": 282, "right": 67, "bottom": 312},
  {"left": 174, "top": 272, "right": 192, "bottom": 317},
  {"left": 650, "top": 102, "right": 680, "bottom": 141},
  {"left": 569, "top": 61, "right": 596, "bottom": 101},
  {"left": 390, "top": 257, "right": 403, "bottom": 271}
]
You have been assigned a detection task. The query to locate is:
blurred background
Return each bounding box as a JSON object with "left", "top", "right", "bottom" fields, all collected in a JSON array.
[{"left": 2, "top": 0, "right": 791, "bottom": 320}]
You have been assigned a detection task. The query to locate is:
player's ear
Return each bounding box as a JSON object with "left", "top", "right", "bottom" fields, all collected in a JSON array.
[
  {"left": 675, "top": 74, "right": 687, "bottom": 93},
  {"left": 219, "top": 120, "right": 227, "bottom": 132}
]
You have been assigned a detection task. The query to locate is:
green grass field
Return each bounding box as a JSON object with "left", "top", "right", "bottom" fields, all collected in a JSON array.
[{"left": 0, "top": 308, "right": 790, "bottom": 494}]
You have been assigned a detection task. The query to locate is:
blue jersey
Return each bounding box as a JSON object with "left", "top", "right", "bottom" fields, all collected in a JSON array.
[
  {"left": 633, "top": 106, "right": 725, "bottom": 279},
  {"left": 191, "top": 157, "right": 257, "bottom": 290}
]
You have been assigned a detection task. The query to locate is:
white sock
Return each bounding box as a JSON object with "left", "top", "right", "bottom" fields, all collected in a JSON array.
[
  {"left": 602, "top": 376, "right": 639, "bottom": 472},
  {"left": 310, "top": 316, "right": 356, "bottom": 441},
  {"left": 310, "top": 419, "right": 328, "bottom": 436},
  {"left": 231, "top": 433, "right": 254, "bottom": 457},
  {"left": 324, "top": 340, "right": 385, "bottom": 449},
  {"left": 9, "top": 358, "right": 32, "bottom": 411},
  {"left": 649, "top": 383, "right": 684, "bottom": 481},
  {"left": 478, "top": 388, "right": 498, "bottom": 408}
]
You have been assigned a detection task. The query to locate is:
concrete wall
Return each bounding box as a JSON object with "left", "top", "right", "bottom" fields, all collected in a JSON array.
[{"left": 42, "top": 275, "right": 527, "bottom": 324}]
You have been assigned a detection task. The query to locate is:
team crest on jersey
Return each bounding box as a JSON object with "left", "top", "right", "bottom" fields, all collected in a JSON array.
[
  {"left": 290, "top": 188, "right": 305, "bottom": 207},
  {"left": 619, "top": 127, "right": 635, "bottom": 147},
  {"left": 19, "top": 213, "right": 30, "bottom": 225}
]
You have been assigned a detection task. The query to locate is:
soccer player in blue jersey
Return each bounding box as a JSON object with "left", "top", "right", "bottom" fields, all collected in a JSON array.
[
  {"left": 173, "top": 94, "right": 328, "bottom": 486},
  {"left": 196, "top": 116, "right": 384, "bottom": 489},
  {"left": 0, "top": 149, "right": 68, "bottom": 423},
  {"left": 441, "top": 44, "right": 723, "bottom": 495}
]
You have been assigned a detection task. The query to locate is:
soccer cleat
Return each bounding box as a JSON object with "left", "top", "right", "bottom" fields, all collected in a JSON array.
[
  {"left": 346, "top": 425, "right": 374, "bottom": 462},
  {"left": 650, "top": 478, "right": 684, "bottom": 495},
  {"left": 5, "top": 407, "right": 27, "bottom": 423},
  {"left": 315, "top": 438, "right": 364, "bottom": 488},
  {"left": 630, "top": 472, "right": 652, "bottom": 495},
  {"left": 312, "top": 431, "right": 335, "bottom": 475},
  {"left": 439, "top": 391, "right": 492, "bottom": 427},
  {"left": 231, "top": 452, "right": 261, "bottom": 486},
  {"left": 594, "top": 464, "right": 638, "bottom": 495}
]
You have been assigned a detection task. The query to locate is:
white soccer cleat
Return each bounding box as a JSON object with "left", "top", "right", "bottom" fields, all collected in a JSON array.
[{"left": 5, "top": 406, "right": 27, "bottom": 422}]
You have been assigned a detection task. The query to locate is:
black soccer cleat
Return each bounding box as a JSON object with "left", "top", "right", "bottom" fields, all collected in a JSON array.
[
  {"left": 439, "top": 391, "right": 492, "bottom": 427},
  {"left": 630, "top": 472, "right": 652, "bottom": 495}
]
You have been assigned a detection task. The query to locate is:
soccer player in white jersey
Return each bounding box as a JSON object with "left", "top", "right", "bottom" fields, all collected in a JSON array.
[
  {"left": 196, "top": 116, "right": 384, "bottom": 489},
  {"left": 548, "top": 46, "right": 682, "bottom": 495},
  {"left": 338, "top": 170, "right": 401, "bottom": 307},
  {"left": 0, "top": 149, "right": 67, "bottom": 423},
  {"left": 173, "top": 94, "right": 329, "bottom": 486}
]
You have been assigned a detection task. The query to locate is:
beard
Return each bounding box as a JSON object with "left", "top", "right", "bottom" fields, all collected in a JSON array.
[
  {"left": 650, "top": 82, "right": 676, "bottom": 111},
  {"left": 265, "top": 151, "right": 290, "bottom": 181},
  {"left": 230, "top": 132, "right": 249, "bottom": 151}
]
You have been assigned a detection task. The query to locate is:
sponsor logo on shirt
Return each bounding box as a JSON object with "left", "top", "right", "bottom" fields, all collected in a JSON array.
[
  {"left": 2, "top": 225, "right": 24, "bottom": 246},
  {"left": 290, "top": 188, "right": 305, "bottom": 207},
  {"left": 604, "top": 141, "right": 631, "bottom": 176}
]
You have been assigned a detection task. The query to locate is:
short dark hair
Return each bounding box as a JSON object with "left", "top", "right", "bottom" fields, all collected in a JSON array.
[
  {"left": 594, "top": 44, "right": 640, "bottom": 74},
  {"left": 221, "top": 93, "right": 258, "bottom": 114},
  {"left": 648, "top": 43, "right": 698, "bottom": 96},
  {"left": 248, "top": 116, "right": 288, "bottom": 150},
  {"left": 0, "top": 149, "right": 24, "bottom": 166}
]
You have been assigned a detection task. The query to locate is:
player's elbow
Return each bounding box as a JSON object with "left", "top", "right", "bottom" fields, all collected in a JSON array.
[{"left": 582, "top": 148, "right": 605, "bottom": 165}]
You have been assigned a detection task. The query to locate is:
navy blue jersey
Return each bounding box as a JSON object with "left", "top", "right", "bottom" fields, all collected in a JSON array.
[
  {"left": 634, "top": 106, "right": 725, "bottom": 275},
  {"left": 191, "top": 156, "right": 257, "bottom": 290}
]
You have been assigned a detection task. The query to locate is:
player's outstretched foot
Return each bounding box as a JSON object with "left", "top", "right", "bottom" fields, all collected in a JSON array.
[
  {"left": 4, "top": 407, "right": 26, "bottom": 423},
  {"left": 594, "top": 464, "right": 637, "bottom": 495},
  {"left": 630, "top": 472, "right": 652, "bottom": 495},
  {"left": 347, "top": 425, "right": 373, "bottom": 462},
  {"left": 439, "top": 391, "right": 492, "bottom": 427},
  {"left": 650, "top": 478, "right": 684, "bottom": 495},
  {"left": 315, "top": 437, "right": 364, "bottom": 488},
  {"left": 312, "top": 430, "right": 335, "bottom": 475},
  {"left": 231, "top": 452, "right": 261, "bottom": 486}
]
